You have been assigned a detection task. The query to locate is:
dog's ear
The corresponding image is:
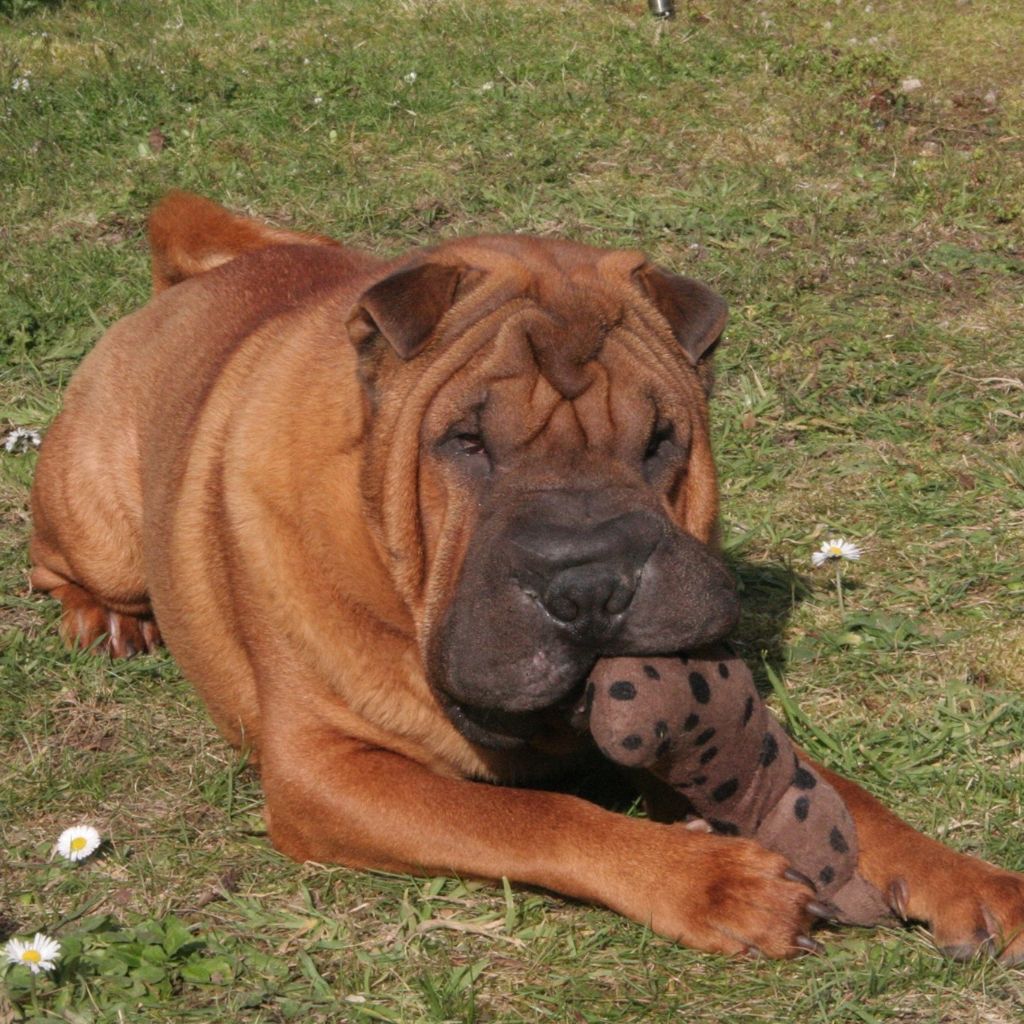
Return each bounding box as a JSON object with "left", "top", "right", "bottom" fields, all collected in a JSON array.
[
  {"left": 635, "top": 266, "right": 728, "bottom": 389},
  {"left": 347, "top": 262, "right": 476, "bottom": 361}
]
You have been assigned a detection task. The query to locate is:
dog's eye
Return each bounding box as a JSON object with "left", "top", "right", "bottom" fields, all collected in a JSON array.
[
  {"left": 644, "top": 422, "right": 675, "bottom": 461},
  {"left": 454, "top": 433, "right": 487, "bottom": 457},
  {"left": 643, "top": 421, "right": 685, "bottom": 485},
  {"left": 439, "top": 427, "right": 490, "bottom": 470},
  {"left": 438, "top": 413, "right": 491, "bottom": 476}
]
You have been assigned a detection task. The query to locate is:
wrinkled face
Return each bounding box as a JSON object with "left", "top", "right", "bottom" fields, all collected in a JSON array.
[{"left": 352, "top": 238, "right": 739, "bottom": 750}]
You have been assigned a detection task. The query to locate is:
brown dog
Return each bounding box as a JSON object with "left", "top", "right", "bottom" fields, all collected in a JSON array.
[{"left": 29, "top": 193, "right": 1024, "bottom": 961}]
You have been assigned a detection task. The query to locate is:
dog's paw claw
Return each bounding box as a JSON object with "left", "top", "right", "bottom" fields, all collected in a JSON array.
[
  {"left": 807, "top": 900, "right": 838, "bottom": 922},
  {"left": 887, "top": 876, "right": 909, "bottom": 920},
  {"left": 783, "top": 868, "right": 814, "bottom": 890},
  {"left": 795, "top": 934, "right": 825, "bottom": 955}
]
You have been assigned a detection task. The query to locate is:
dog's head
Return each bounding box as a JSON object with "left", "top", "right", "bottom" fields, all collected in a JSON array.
[{"left": 348, "top": 237, "right": 738, "bottom": 749}]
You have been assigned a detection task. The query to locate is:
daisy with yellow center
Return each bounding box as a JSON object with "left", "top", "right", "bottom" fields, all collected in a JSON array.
[
  {"left": 4, "top": 933, "right": 61, "bottom": 974},
  {"left": 811, "top": 538, "right": 862, "bottom": 567},
  {"left": 811, "top": 536, "right": 862, "bottom": 615},
  {"left": 56, "top": 824, "right": 101, "bottom": 862}
]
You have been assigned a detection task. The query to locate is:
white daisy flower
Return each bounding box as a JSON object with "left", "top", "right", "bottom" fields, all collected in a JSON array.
[
  {"left": 4, "top": 933, "right": 61, "bottom": 974},
  {"left": 56, "top": 824, "right": 101, "bottom": 862},
  {"left": 3, "top": 427, "right": 41, "bottom": 453},
  {"left": 811, "top": 538, "right": 862, "bottom": 567}
]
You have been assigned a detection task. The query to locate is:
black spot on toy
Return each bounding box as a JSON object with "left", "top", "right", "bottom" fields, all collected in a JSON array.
[
  {"left": 688, "top": 672, "right": 711, "bottom": 704},
  {"left": 712, "top": 778, "right": 739, "bottom": 803},
  {"left": 610, "top": 680, "right": 637, "bottom": 701},
  {"left": 830, "top": 827, "right": 849, "bottom": 854},
  {"left": 709, "top": 818, "right": 739, "bottom": 836}
]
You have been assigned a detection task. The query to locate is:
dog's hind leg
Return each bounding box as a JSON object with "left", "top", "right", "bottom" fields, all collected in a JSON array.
[
  {"left": 32, "top": 575, "right": 161, "bottom": 658},
  {"left": 28, "top": 336, "right": 158, "bottom": 659},
  {"left": 29, "top": 495, "right": 160, "bottom": 659}
]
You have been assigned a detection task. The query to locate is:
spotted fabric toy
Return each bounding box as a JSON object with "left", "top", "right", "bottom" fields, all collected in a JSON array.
[{"left": 578, "top": 648, "right": 889, "bottom": 926}]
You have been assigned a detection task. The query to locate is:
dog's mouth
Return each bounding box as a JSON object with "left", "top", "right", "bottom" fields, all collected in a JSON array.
[{"left": 440, "top": 679, "right": 591, "bottom": 751}]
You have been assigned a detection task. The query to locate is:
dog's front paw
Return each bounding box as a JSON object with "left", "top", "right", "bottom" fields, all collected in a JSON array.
[
  {"left": 892, "top": 857, "right": 1024, "bottom": 964},
  {"left": 618, "top": 828, "right": 831, "bottom": 958}
]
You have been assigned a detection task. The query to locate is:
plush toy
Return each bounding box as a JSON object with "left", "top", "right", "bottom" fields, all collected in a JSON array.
[{"left": 576, "top": 647, "right": 890, "bottom": 926}]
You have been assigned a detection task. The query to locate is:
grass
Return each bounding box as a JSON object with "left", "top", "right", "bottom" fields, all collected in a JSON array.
[{"left": 1, "top": 0, "right": 1023, "bottom": 1020}]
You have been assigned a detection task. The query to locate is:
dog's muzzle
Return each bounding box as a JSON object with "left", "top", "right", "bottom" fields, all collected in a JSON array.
[{"left": 434, "top": 488, "right": 739, "bottom": 749}]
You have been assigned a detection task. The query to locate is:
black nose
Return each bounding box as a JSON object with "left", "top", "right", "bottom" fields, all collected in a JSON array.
[
  {"left": 542, "top": 562, "right": 636, "bottom": 623},
  {"left": 509, "top": 506, "right": 662, "bottom": 634}
]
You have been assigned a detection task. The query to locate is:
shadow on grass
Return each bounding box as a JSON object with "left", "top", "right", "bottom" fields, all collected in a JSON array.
[{"left": 726, "top": 556, "right": 813, "bottom": 698}]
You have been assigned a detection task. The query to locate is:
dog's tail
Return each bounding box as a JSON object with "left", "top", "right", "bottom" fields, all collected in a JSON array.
[{"left": 148, "top": 190, "right": 342, "bottom": 295}]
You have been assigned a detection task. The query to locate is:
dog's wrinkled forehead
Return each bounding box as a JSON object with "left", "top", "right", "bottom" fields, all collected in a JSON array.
[
  {"left": 451, "top": 237, "right": 647, "bottom": 400},
  {"left": 522, "top": 286, "right": 619, "bottom": 402}
]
